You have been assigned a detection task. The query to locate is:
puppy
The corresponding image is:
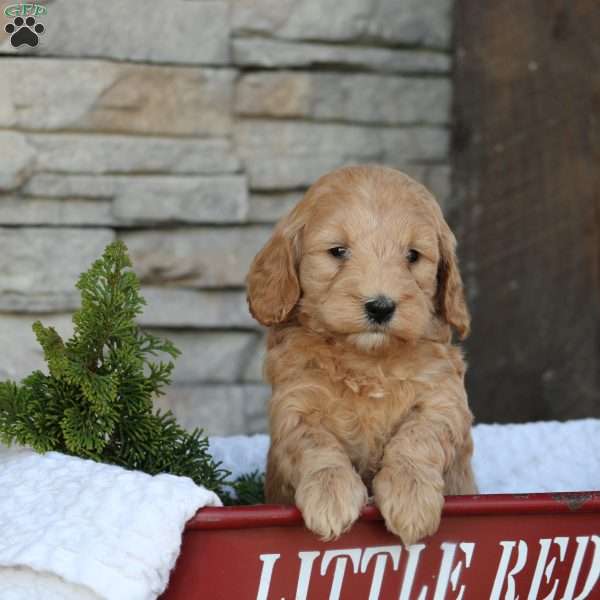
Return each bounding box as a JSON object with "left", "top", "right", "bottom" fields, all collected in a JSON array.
[{"left": 246, "top": 165, "right": 476, "bottom": 546}]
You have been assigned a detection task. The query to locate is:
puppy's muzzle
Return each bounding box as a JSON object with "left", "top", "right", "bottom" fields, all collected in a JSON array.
[{"left": 364, "top": 295, "right": 396, "bottom": 325}]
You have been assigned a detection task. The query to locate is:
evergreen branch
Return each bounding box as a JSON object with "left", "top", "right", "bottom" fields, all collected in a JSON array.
[
  {"left": 0, "top": 241, "right": 235, "bottom": 498},
  {"left": 222, "top": 471, "right": 266, "bottom": 506}
]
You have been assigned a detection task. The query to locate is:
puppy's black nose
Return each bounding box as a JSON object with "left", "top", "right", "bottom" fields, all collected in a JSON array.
[{"left": 364, "top": 295, "right": 396, "bottom": 324}]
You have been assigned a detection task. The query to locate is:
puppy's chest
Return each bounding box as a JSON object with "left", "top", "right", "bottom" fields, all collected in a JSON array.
[{"left": 321, "top": 361, "right": 424, "bottom": 475}]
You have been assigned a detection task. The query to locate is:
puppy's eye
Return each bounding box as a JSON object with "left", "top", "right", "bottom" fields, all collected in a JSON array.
[
  {"left": 329, "top": 246, "right": 349, "bottom": 259},
  {"left": 406, "top": 249, "right": 420, "bottom": 264}
]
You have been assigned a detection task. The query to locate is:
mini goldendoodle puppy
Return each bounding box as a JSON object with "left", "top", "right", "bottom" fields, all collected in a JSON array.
[{"left": 246, "top": 165, "right": 476, "bottom": 546}]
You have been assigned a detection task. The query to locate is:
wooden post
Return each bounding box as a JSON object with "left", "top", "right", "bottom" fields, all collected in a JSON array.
[{"left": 451, "top": 0, "right": 600, "bottom": 422}]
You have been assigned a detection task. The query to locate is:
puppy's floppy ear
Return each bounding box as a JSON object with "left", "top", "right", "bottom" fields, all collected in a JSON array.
[
  {"left": 436, "top": 222, "right": 470, "bottom": 340},
  {"left": 246, "top": 210, "right": 303, "bottom": 326}
]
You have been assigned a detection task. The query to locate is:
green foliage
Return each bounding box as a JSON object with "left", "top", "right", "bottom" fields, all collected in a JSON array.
[
  {"left": 222, "top": 470, "right": 266, "bottom": 506},
  {"left": 0, "top": 241, "right": 231, "bottom": 495}
]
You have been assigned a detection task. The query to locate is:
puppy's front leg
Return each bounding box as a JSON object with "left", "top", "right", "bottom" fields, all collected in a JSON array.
[
  {"left": 373, "top": 392, "right": 473, "bottom": 546},
  {"left": 268, "top": 418, "right": 367, "bottom": 541}
]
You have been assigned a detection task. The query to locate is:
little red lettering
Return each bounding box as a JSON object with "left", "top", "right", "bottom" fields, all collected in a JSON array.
[
  {"left": 490, "top": 540, "right": 529, "bottom": 600},
  {"left": 359, "top": 545, "right": 402, "bottom": 600},
  {"left": 320, "top": 548, "right": 362, "bottom": 600},
  {"left": 433, "top": 542, "right": 475, "bottom": 600},
  {"left": 256, "top": 553, "right": 280, "bottom": 600},
  {"left": 528, "top": 537, "right": 569, "bottom": 600},
  {"left": 562, "top": 536, "right": 600, "bottom": 600},
  {"left": 254, "top": 535, "right": 599, "bottom": 600}
]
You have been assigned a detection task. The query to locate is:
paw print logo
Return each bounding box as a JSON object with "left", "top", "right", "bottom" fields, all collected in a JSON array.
[{"left": 5, "top": 16, "right": 45, "bottom": 47}]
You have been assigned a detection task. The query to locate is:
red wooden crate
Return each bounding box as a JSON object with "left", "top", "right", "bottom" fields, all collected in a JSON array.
[{"left": 161, "top": 492, "right": 600, "bottom": 600}]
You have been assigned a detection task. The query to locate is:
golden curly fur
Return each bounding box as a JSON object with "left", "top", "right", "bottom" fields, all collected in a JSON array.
[{"left": 246, "top": 165, "right": 476, "bottom": 545}]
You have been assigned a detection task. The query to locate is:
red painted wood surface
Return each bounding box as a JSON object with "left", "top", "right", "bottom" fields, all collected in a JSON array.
[{"left": 161, "top": 492, "right": 600, "bottom": 600}]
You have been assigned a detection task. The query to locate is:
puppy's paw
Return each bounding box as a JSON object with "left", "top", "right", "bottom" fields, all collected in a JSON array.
[
  {"left": 296, "top": 467, "right": 368, "bottom": 541},
  {"left": 373, "top": 467, "right": 444, "bottom": 547}
]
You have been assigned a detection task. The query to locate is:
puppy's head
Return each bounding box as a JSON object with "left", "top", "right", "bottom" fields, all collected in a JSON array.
[{"left": 247, "top": 165, "right": 469, "bottom": 350}]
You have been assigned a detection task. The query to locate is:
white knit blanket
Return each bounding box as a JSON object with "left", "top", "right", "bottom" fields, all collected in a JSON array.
[
  {"left": 0, "top": 448, "right": 221, "bottom": 600},
  {"left": 1, "top": 419, "right": 599, "bottom": 600},
  {"left": 209, "top": 419, "right": 600, "bottom": 494}
]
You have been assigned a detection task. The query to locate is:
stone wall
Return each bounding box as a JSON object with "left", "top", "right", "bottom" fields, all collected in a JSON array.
[{"left": 0, "top": 0, "right": 452, "bottom": 435}]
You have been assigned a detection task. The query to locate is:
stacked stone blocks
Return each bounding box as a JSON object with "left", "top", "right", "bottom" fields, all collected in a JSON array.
[{"left": 0, "top": 0, "right": 452, "bottom": 435}]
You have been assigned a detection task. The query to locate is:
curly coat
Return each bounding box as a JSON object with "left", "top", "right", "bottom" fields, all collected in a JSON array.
[{"left": 246, "top": 165, "right": 476, "bottom": 545}]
